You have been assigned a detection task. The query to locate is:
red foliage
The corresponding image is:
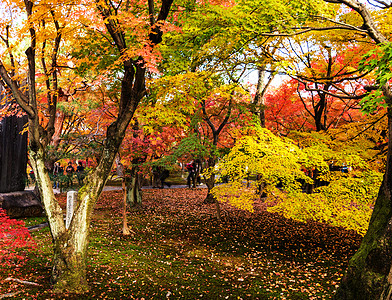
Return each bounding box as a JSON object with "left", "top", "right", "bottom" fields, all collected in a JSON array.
[
  {"left": 0, "top": 209, "right": 36, "bottom": 267},
  {"left": 265, "top": 77, "right": 365, "bottom": 134},
  {"left": 265, "top": 80, "right": 314, "bottom": 133}
]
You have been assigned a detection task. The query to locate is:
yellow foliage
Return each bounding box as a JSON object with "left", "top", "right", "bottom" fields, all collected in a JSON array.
[
  {"left": 212, "top": 182, "right": 257, "bottom": 213},
  {"left": 211, "top": 126, "right": 383, "bottom": 235}
]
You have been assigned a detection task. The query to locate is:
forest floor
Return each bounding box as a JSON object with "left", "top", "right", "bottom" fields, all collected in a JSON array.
[{"left": 0, "top": 188, "right": 361, "bottom": 299}]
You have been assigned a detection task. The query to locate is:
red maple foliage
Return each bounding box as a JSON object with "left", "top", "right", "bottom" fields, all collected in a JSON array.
[{"left": 0, "top": 209, "right": 36, "bottom": 267}]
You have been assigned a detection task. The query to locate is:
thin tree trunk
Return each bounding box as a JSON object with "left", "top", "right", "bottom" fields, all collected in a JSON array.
[
  {"left": 204, "top": 155, "right": 216, "bottom": 203},
  {"left": 122, "top": 180, "right": 131, "bottom": 236},
  {"left": 204, "top": 174, "right": 221, "bottom": 219},
  {"left": 252, "top": 66, "right": 274, "bottom": 127},
  {"left": 203, "top": 157, "right": 221, "bottom": 219},
  {"left": 204, "top": 173, "right": 216, "bottom": 204},
  {"left": 126, "top": 167, "right": 142, "bottom": 207}
]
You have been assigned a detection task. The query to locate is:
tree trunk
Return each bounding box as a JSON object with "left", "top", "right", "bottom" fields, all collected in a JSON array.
[
  {"left": 204, "top": 174, "right": 215, "bottom": 202},
  {"left": 252, "top": 66, "right": 274, "bottom": 128},
  {"left": 254, "top": 66, "right": 266, "bottom": 127},
  {"left": 122, "top": 180, "right": 131, "bottom": 236},
  {"left": 28, "top": 144, "right": 84, "bottom": 292},
  {"left": 126, "top": 167, "right": 142, "bottom": 207},
  {"left": 51, "top": 231, "right": 89, "bottom": 293},
  {"left": 334, "top": 107, "right": 392, "bottom": 299},
  {"left": 203, "top": 158, "right": 221, "bottom": 219}
]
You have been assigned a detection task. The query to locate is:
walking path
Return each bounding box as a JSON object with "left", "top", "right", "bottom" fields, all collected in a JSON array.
[{"left": 26, "top": 183, "right": 207, "bottom": 194}]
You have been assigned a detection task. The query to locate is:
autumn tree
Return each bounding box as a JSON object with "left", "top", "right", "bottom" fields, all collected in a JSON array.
[
  {"left": 152, "top": 72, "right": 252, "bottom": 207},
  {"left": 0, "top": 0, "right": 175, "bottom": 293},
  {"left": 158, "top": 0, "right": 325, "bottom": 128},
  {"left": 264, "top": 79, "right": 315, "bottom": 134},
  {"left": 212, "top": 124, "right": 384, "bottom": 233},
  {"left": 278, "top": 39, "right": 369, "bottom": 131},
  {"left": 297, "top": 0, "right": 392, "bottom": 298}
]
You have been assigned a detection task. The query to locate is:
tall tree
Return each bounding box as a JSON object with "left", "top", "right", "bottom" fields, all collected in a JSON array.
[
  {"left": 0, "top": 0, "right": 175, "bottom": 293},
  {"left": 153, "top": 72, "right": 252, "bottom": 207},
  {"left": 296, "top": 0, "right": 392, "bottom": 298},
  {"left": 282, "top": 41, "right": 369, "bottom": 131}
]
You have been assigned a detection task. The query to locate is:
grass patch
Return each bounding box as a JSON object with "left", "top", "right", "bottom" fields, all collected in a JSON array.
[
  {"left": 0, "top": 188, "right": 360, "bottom": 299},
  {"left": 20, "top": 216, "right": 48, "bottom": 228}
]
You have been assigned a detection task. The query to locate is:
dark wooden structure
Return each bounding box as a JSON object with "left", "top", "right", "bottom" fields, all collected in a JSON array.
[{"left": 0, "top": 84, "right": 28, "bottom": 193}]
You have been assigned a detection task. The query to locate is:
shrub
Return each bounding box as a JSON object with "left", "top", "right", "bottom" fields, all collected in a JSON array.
[{"left": 0, "top": 208, "right": 36, "bottom": 267}]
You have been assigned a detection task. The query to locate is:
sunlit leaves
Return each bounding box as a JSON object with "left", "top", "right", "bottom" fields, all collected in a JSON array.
[
  {"left": 359, "top": 42, "right": 392, "bottom": 113},
  {"left": 211, "top": 126, "right": 309, "bottom": 210},
  {"left": 212, "top": 126, "right": 382, "bottom": 235},
  {"left": 269, "top": 171, "right": 382, "bottom": 236}
]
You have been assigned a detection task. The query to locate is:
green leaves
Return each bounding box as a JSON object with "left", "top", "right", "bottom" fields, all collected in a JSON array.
[{"left": 359, "top": 42, "right": 392, "bottom": 113}]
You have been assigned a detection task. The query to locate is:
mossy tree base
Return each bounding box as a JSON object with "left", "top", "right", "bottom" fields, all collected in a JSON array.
[
  {"left": 52, "top": 269, "right": 89, "bottom": 294},
  {"left": 50, "top": 231, "right": 90, "bottom": 294}
]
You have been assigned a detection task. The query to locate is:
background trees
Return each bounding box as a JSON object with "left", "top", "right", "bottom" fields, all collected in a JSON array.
[{"left": 157, "top": 0, "right": 392, "bottom": 298}]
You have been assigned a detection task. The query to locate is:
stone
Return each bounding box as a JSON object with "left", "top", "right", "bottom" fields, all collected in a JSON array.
[
  {"left": 66, "top": 191, "right": 77, "bottom": 229},
  {"left": 0, "top": 191, "right": 43, "bottom": 218}
]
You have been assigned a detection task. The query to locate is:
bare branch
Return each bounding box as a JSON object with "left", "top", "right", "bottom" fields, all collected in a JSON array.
[
  {"left": 324, "top": 0, "right": 388, "bottom": 43},
  {"left": 294, "top": 76, "right": 366, "bottom": 100},
  {"left": 257, "top": 25, "right": 364, "bottom": 38},
  {"left": 310, "top": 15, "right": 368, "bottom": 33}
]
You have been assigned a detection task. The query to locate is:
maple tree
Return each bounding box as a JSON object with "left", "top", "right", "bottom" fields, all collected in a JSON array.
[
  {"left": 211, "top": 125, "right": 383, "bottom": 234},
  {"left": 264, "top": 79, "right": 315, "bottom": 134},
  {"left": 0, "top": 0, "right": 176, "bottom": 293},
  {"left": 116, "top": 115, "right": 185, "bottom": 234},
  {"left": 151, "top": 71, "right": 252, "bottom": 210},
  {"left": 274, "top": 32, "right": 371, "bottom": 131}
]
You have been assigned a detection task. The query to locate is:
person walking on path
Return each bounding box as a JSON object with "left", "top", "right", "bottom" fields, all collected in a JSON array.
[
  {"left": 53, "top": 162, "right": 61, "bottom": 189},
  {"left": 186, "top": 161, "right": 196, "bottom": 188},
  {"left": 65, "top": 162, "right": 75, "bottom": 188},
  {"left": 76, "top": 161, "right": 85, "bottom": 186}
]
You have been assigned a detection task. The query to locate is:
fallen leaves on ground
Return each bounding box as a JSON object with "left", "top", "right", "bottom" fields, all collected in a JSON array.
[{"left": 0, "top": 188, "right": 361, "bottom": 299}]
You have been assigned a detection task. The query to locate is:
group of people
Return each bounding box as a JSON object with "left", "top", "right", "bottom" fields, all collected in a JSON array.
[
  {"left": 152, "top": 159, "right": 202, "bottom": 189},
  {"left": 53, "top": 161, "right": 85, "bottom": 189}
]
